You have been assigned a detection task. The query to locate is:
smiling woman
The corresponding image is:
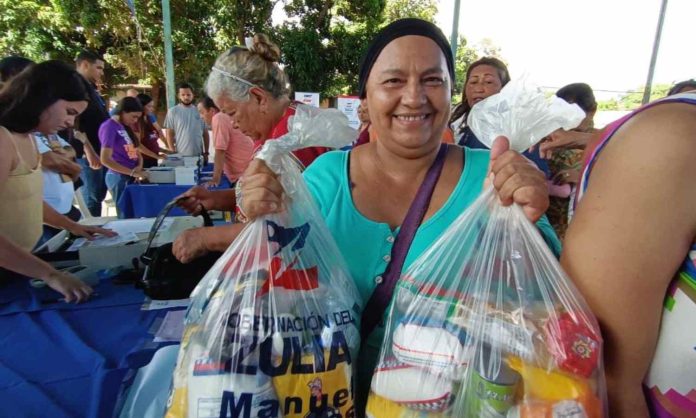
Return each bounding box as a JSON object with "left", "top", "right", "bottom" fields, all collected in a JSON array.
[{"left": 237, "top": 18, "right": 560, "bottom": 415}]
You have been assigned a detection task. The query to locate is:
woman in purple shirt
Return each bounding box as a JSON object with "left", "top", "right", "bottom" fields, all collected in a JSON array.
[{"left": 99, "top": 97, "right": 148, "bottom": 218}]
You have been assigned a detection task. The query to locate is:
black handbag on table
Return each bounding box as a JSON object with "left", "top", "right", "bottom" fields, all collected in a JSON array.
[{"left": 138, "top": 198, "right": 222, "bottom": 300}]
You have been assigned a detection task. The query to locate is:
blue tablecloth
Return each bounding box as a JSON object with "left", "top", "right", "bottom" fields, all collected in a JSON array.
[
  {"left": 0, "top": 276, "right": 183, "bottom": 418},
  {"left": 117, "top": 175, "right": 232, "bottom": 219}
]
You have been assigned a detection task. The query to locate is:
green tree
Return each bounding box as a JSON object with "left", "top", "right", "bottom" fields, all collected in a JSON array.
[
  {"left": 598, "top": 98, "right": 619, "bottom": 111},
  {"left": 0, "top": 0, "right": 276, "bottom": 108},
  {"left": 276, "top": 0, "right": 385, "bottom": 97},
  {"left": 383, "top": 0, "right": 437, "bottom": 23},
  {"left": 0, "top": 0, "right": 478, "bottom": 102},
  {"left": 476, "top": 38, "right": 503, "bottom": 60},
  {"left": 618, "top": 83, "right": 671, "bottom": 110},
  {"left": 0, "top": 0, "right": 87, "bottom": 62},
  {"left": 453, "top": 35, "right": 479, "bottom": 101},
  {"left": 598, "top": 84, "right": 671, "bottom": 111}
]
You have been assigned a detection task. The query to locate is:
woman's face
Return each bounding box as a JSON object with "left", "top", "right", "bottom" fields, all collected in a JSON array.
[
  {"left": 36, "top": 99, "right": 88, "bottom": 135},
  {"left": 365, "top": 35, "right": 451, "bottom": 154},
  {"left": 215, "top": 91, "right": 275, "bottom": 141},
  {"left": 121, "top": 111, "right": 143, "bottom": 127},
  {"left": 357, "top": 104, "right": 370, "bottom": 124},
  {"left": 144, "top": 102, "right": 155, "bottom": 115},
  {"left": 464, "top": 64, "right": 503, "bottom": 107}
]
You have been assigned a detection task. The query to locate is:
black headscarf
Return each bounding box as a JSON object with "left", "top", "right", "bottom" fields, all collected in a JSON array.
[{"left": 358, "top": 18, "right": 455, "bottom": 99}]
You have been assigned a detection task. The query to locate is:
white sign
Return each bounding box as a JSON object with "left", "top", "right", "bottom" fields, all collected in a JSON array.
[
  {"left": 294, "top": 92, "right": 320, "bottom": 108},
  {"left": 336, "top": 96, "right": 361, "bottom": 130}
]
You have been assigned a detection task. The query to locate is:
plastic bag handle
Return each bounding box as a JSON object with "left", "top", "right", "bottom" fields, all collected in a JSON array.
[
  {"left": 142, "top": 197, "right": 213, "bottom": 257},
  {"left": 360, "top": 144, "right": 449, "bottom": 340}
]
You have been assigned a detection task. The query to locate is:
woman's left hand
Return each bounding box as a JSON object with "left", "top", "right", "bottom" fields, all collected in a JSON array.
[
  {"left": 67, "top": 223, "right": 117, "bottom": 240},
  {"left": 488, "top": 136, "right": 549, "bottom": 222},
  {"left": 173, "top": 228, "right": 209, "bottom": 263}
]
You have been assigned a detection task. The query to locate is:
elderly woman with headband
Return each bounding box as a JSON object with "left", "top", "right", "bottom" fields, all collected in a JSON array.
[
  {"left": 173, "top": 35, "right": 330, "bottom": 253},
  {"left": 205, "top": 38, "right": 329, "bottom": 167},
  {"left": 173, "top": 35, "right": 328, "bottom": 257},
  {"left": 174, "top": 19, "right": 560, "bottom": 412}
]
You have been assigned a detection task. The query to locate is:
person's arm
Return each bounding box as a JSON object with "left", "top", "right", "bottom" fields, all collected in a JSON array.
[
  {"left": 562, "top": 103, "right": 696, "bottom": 418},
  {"left": 100, "top": 147, "right": 147, "bottom": 179},
  {"left": 153, "top": 121, "right": 166, "bottom": 143},
  {"left": 539, "top": 129, "right": 595, "bottom": 159},
  {"left": 163, "top": 108, "right": 176, "bottom": 151},
  {"left": 203, "top": 129, "right": 210, "bottom": 156},
  {"left": 0, "top": 234, "right": 93, "bottom": 302},
  {"left": 59, "top": 144, "right": 76, "bottom": 160},
  {"left": 210, "top": 150, "right": 226, "bottom": 186},
  {"left": 48, "top": 143, "right": 76, "bottom": 160},
  {"left": 137, "top": 143, "right": 162, "bottom": 160},
  {"left": 75, "top": 131, "right": 102, "bottom": 169},
  {"left": 173, "top": 223, "right": 244, "bottom": 263},
  {"left": 42, "top": 201, "right": 116, "bottom": 239},
  {"left": 209, "top": 114, "right": 228, "bottom": 186},
  {"left": 40, "top": 151, "right": 81, "bottom": 179},
  {"left": 176, "top": 186, "right": 236, "bottom": 213},
  {"left": 164, "top": 128, "right": 176, "bottom": 151}
]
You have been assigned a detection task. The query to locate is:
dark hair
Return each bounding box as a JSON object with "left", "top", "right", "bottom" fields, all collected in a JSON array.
[
  {"left": 198, "top": 96, "right": 219, "bottom": 111},
  {"left": 136, "top": 93, "right": 158, "bottom": 143},
  {"left": 113, "top": 96, "right": 144, "bottom": 147},
  {"left": 178, "top": 82, "right": 193, "bottom": 92},
  {"left": 136, "top": 93, "right": 153, "bottom": 107},
  {"left": 114, "top": 96, "right": 143, "bottom": 114},
  {"left": 358, "top": 18, "right": 455, "bottom": 99},
  {"left": 0, "top": 56, "right": 34, "bottom": 83},
  {"left": 449, "top": 57, "right": 510, "bottom": 130},
  {"left": 76, "top": 50, "right": 103, "bottom": 65},
  {"left": 0, "top": 60, "right": 91, "bottom": 133},
  {"left": 667, "top": 79, "right": 696, "bottom": 96},
  {"left": 556, "top": 83, "right": 597, "bottom": 113}
]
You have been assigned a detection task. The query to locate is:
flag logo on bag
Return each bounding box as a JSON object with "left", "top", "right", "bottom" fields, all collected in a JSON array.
[{"left": 258, "top": 221, "right": 319, "bottom": 296}]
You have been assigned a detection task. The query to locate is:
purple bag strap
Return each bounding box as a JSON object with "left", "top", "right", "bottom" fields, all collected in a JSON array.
[{"left": 360, "top": 144, "right": 448, "bottom": 340}]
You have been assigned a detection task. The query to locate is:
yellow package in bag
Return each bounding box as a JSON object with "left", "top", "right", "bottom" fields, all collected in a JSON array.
[{"left": 271, "top": 349, "right": 354, "bottom": 418}]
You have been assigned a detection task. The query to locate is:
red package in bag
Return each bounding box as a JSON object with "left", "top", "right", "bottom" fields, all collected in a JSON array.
[{"left": 545, "top": 311, "right": 600, "bottom": 378}]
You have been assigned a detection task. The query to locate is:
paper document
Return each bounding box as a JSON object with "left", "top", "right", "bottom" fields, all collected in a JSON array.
[
  {"left": 153, "top": 309, "right": 186, "bottom": 342},
  {"left": 102, "top": 218, "right": 173, "bottom": 236},
  {"left": 141, "top": 298, "right": 190, "bottom": 311},
  {"left": 66, "top": 232, "right": 140, "bottom": 251}
]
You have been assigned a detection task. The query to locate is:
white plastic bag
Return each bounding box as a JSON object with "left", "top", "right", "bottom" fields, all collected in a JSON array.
[
  {"left": 366, "top": 80, "right": 606, "bottom": 418},
  {"left": 468, "top": 77, "right": 585, "bottom": 152},
  {"left": 166, "top": 105, "right": 363, "bottom": 418}
]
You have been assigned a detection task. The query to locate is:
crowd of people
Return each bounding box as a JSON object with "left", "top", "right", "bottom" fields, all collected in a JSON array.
[{"left": 1, "top": 16, "right": 695, "bottom": 418}]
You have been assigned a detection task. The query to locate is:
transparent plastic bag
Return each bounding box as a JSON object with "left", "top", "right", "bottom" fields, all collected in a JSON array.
[
  {"left": 166, "top": 105, "right": 363, "bottom": 418},
  {"left": 467, "top": 77, "right": 585, "bottom": 152},
  {"left": 366, "top": 80, "right": 606, "bottom": 418}
]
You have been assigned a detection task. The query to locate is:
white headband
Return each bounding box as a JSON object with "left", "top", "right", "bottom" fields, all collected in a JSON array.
[{"left": 211, "top": 66, "right": 256, "bottom": 88}]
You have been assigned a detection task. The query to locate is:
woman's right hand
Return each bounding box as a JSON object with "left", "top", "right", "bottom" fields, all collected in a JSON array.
[
  {"left": 176, "top": 185, "right": 217, "bottom": 215},
  {"left": 43, "top": 270, "right": 93, "bottom": 303},
  {"left": 239, "top": 159, "right": 285, "bottom": 220}
]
